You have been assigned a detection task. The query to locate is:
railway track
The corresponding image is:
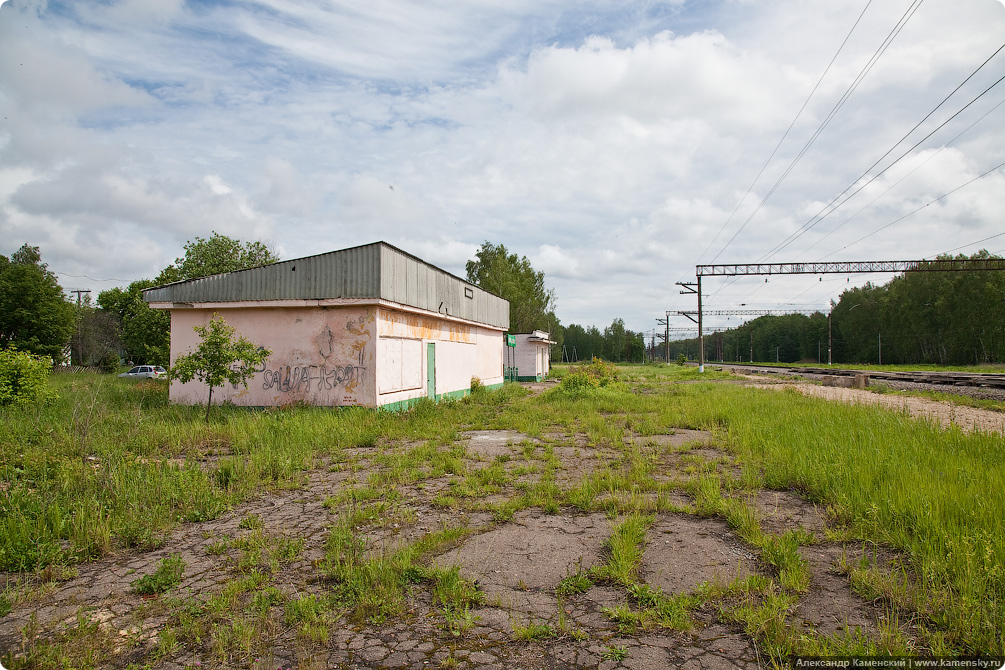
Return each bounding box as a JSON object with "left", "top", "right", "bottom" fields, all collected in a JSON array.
[{"left": 712, "top": 363, "right": 1005, "bottom": 390}]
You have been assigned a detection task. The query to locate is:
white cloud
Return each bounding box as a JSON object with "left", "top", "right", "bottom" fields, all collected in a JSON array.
[
  {"left": 534, "top": 244, "right": 581, "bottom": 280},
  {"left": 2, "top": 0, "right": 1004, "bottom": 330}
]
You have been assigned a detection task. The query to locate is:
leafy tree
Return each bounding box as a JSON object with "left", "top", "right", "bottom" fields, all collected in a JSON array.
[
  {"left": 159, "top": 232, "right": 278, "bottom": 283},
  {"left": 603, "top": 318, "right": 627, "bottom": 362},
  {"left": 561, "top": 320, "right": 645, "bottom": 363},
  {"left": 562, "top": 323, "right": 605, "bottom": 361},
  {"left": 98, "top": 280, "right": 170, "bottom": 366},
  {"left": 98, "top": 233, "right": 279, "bottom": 366},
  {"left": 0, "top": 244, "right": 75, "bottom": 360},
  {"left": 69, "top": 296, "right": 122, "bottom": 367},
  {"left": 465, "top": 242, "right": 557, "bottom": 334},
  {"left": 626, "top": 332, "right": 645, "bottom": 363},
  {"left": 170, "top": 315, "right": 271, "bottom": 422}
]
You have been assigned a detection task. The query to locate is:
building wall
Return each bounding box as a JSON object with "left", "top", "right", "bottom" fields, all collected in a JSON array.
[
  {"left": 167, "top": 304, "right": 504, "bottom": 408},
  {"left": 375, "top": 307, "right": 503, "bottom": 408},
  {"left": 514, "top": 334, "right": 550, "bottom": 382},
  {"left": 168, "top": 306, "right": 376, "bottom": 407}
]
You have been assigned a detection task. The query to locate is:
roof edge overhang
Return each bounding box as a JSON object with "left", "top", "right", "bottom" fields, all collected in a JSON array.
[
  {"left": 141, "top": 240, "right": 506, "bottom": 301},
  {"left": 147, "top": 297, "right": 508, "bottom": 333}
]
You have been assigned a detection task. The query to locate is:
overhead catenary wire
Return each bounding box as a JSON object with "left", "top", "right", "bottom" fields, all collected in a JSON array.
[
  {"left": 800, "top": 95, "right": 1005, "bottom": 259},
  {"left": 820, "top": 159, "right": 1005, "bottom": 259},
  {"left": 692, "top": 0, "right": 874, "bottom": 272},
  {"left": 700, "top": 0, "right": 928, "bottom": 304},
  {"left": 762, "top": 42, "right": 1005, "bottom": 260},
  {"left": 714, "top": 103, "right": 1003, "bottom": 312},
  {"left": 709, "top": 0, "right": 927, "bottom": 265},
  {"left": 938, "top": 231, "right": 1005, "bottom": 257}
]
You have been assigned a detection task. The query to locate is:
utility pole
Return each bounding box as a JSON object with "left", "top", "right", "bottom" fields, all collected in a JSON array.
[
  {"left": 698, "top": 276, "right": 703, "bottom": 372},
  {"left": 676, "top": 281, "right": 702, "bottom": 371},
  {"left": 69, "top": 289, "right": 90, "bottom": 366},
  {"left": 828, "top": 308, "right": 832, "bottom": 365},
  {"left": 656, "top": 314, "right": 671, "bottom": 364}
]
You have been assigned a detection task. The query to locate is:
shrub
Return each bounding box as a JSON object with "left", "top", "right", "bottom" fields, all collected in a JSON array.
[
  {"left": 676, "top": 353, "right": 687, "bottom": 366},
  {"left": 560, "top": 357, "right": 619, "bottom": 390},
  {"left": 0, "top": 348, "right": 54, "bottom": 406},
  {"left": 97, "top": 350, "right": 120, "bottom": 374}
]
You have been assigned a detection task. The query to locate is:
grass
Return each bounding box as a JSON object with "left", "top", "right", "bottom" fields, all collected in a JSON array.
[
  {"left": 1, "top": 364, "right": 1004, "bottom": 667},
  {"left": 132, "top": 554, "right": 186, "bottom": 595}
]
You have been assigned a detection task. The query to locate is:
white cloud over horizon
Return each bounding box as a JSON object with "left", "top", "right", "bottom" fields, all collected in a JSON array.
[{"left": 1, "top": 0, "right": 1004, "bottom": 335}]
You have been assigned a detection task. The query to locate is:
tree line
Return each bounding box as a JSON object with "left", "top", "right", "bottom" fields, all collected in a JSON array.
[
  {"left": 0, "top": 234, "right": 277, "bottom": 367},
  {"left": 16, "top": 238, "right": 992, "bottom": 371},
  {"left": 664, "top": 251, "right": 1005, "bottom": 366},
  {"left": 464, "top": 242, "right": 648, "bottom": 363}
]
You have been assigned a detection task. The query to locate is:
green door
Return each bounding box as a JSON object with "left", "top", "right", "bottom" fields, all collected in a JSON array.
[{"left": 426, "top": 343, "right": 436, "bottom": 400}]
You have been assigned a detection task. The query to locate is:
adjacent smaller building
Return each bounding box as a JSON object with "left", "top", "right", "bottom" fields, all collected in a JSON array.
[{"left": 512, "top": 330, "right": 556, "bottom": 381}]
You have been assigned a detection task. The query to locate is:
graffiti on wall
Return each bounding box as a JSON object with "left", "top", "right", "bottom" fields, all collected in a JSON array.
[
  {"left": 315, "top": 324, "right": 335, "bottom": 359},
  {"left": 261, "top": 318, "right": 370, "bottom": 395},
  {"left": 261, "top": 362, "right": 364, "bottom": 393}
]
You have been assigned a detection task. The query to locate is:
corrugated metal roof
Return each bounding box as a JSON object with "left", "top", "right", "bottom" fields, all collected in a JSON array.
[{"left": 143, "top": 241, "right": 509, "bottom": 329}]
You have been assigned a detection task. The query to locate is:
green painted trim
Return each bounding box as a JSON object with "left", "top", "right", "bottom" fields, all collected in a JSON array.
[
  {"left": 516, "top": 375, "right": 543, "bottom": 382},
  {"left": 436, "top": 388, "right": 471, "bottom": 402},
  {"left": 378, "top": 396, "right": 429, "bottom": 412},
  {"left": 377, "top": 385, "right": 504, "bottom": 412}
]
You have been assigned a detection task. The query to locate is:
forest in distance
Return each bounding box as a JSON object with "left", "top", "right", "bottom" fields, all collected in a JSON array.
[
  {"left": 4, "top": 236, "right": 1001, "bottom": 370},
  {"left": 660, "top": 252, "right": 1005, "bottom": 367}
]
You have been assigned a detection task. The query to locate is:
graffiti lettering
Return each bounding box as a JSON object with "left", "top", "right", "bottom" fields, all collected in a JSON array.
[{"left": 261, "top": 364, "right": 364, "bottom": 393}]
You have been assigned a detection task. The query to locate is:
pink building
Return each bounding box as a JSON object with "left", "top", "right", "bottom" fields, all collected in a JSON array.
[
  {"left": 145, "top": 242, "right": 509, "bottom": 409},
  {"left": 513, "top": 330, "right": 556, "bottom": 381}
]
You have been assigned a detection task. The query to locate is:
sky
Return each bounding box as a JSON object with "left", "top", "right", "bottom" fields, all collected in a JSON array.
[{"left": 1, "top": 0, "right": 1004, "bottom": 339}]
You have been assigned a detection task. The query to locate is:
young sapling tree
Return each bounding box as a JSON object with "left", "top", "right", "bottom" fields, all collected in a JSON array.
[{"left": 169, "top": 314, "right": 271, "bottom": 421}]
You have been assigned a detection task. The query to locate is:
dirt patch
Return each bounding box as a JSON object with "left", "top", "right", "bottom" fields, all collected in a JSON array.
[
  {"left": 519, "top": 379, "right": 560, "bottom": 396},
  {"left": 642, "top": 516, "right": 757, "bottom": 595},
  {"left": 745, "top": 489, "right": 828, "bottom": 537},
  {"left": 624, "top": 429, "right": 715, "bottom": 449},
  {"left": 797, "top": 543, "right": 881, "bottom": 638},
  {"left": 460, "top": 430, "right": 536, "bottom": 459},
  {"left": 434, "top": 510, "right": 612, "bottom": 625},
  {"left": 552, "top": 443, "right": 621, "bottom": 488}
]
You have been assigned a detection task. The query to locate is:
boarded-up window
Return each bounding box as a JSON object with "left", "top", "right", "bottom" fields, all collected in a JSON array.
[{"left": 378, "top": 338, "right": 423, "bottom": 393}]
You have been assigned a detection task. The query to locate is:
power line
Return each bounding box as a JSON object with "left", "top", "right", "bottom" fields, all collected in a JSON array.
[
  {"left": 820, "top": 159, "right": 1005, "bottom": 259},
  {"left": 710, "top": 0, "right": 927, "bottom": 264},
  {"left": 801, "top": 95, "right": 1005, "bottom": 259},
  {"left": 938, "top": 231, "right": 1005, "bottom": 257},
  {"left": 53, "top": 269, "right": 133, "bottom": 283},
  {"left": 762, "top": 42, "right": 1005, "bottom": 260},
  {"left": 694, "top": 0, "right": 874, "bottom": 270}
]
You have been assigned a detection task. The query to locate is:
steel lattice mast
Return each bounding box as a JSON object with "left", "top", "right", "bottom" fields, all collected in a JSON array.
[{"left": 681, "top": 258, "right": 1005, "bottom": 371}]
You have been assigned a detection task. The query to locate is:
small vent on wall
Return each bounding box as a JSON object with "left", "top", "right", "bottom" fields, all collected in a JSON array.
[{"left": 464, "top": 287, "right": 474, "bottom": 299}]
